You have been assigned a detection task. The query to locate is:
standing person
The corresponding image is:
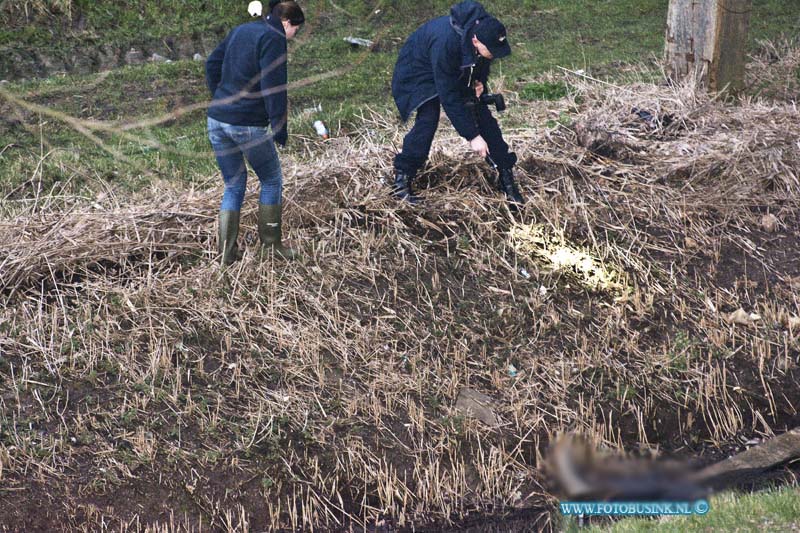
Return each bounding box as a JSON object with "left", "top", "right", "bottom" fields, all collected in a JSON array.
[
  {"left": 206, "top": 0, "right": 304, "bottom": 265},
  {"left": 391, "top": 0, "right": 524, "bottom": 208}
]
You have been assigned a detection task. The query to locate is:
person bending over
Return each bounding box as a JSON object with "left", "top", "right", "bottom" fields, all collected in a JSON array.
[{"left": 391, "top": 0, "right": 524, "bottom": 208}]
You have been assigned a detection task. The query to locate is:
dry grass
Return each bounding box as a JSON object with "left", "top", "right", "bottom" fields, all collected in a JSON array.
[
  {"left": 0, "top": 0, "right": 72, "bottom": 21},
  {"left": 1, "top": 58, "right": 800, "bottom": 531},
  {"left": 747, "top": 38, "right": 800, "bottom": 102}
]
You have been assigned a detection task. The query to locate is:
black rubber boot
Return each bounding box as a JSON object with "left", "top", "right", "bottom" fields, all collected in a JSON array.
[
  {"left": 392, "top": 169, "right": 420, "bottom": 204},
  {"left": 497, "top": 167, "right": 524, "bottom": 207},
  {"left": 218, "top": 210, "right": 243, "bottom": 266}
]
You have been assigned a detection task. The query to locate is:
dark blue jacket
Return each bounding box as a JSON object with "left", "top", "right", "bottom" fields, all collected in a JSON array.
[
  {"left": 392, "top": 1, "right": 498, "bottom": 141},
  {"left": 205, "top": 15, "right": 289, "bottom": 145}
]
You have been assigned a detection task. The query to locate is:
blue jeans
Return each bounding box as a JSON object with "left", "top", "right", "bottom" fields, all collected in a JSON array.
[
  {"left": 207, "top": 117, "right": 283, "bottom": 211},
  {"left": 394, "top": 97, "right": 517, "bottom": 174}
]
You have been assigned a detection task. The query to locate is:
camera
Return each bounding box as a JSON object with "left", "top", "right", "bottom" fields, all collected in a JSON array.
[
  {"left": 479, "top": 93, "right": 506, "bottom": 112},
  {"left": 466, "top": 92, "right": 507, "bottom": 112}
]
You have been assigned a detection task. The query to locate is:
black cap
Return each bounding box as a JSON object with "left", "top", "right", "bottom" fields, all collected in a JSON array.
[{"left": 473, "top": 17, "right": 511, "bottom": 59}]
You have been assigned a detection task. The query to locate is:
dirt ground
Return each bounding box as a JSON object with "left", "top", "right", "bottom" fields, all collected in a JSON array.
[{"left": 2, "top": 59, "right": 800, "bottom": 531}]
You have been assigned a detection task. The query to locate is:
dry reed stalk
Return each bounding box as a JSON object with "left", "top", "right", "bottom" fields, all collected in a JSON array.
[{"left": 1, "top": 55, "right": 799, "bottom": 531}]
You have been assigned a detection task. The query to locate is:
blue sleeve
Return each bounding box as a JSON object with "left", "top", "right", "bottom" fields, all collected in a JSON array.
[
  {"left": 205, "top": 34, "right": 229, "bottom": 96},
  {"left": 259, "top": 34, "right": 289, "bottom": 146},
  {"left": 431, "top": 43, "right": 479, "bottom": 141}
]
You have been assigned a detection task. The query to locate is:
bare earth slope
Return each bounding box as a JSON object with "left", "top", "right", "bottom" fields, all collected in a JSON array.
[{"left": 1, "top": 66, "right": 800, "bottom": 531}]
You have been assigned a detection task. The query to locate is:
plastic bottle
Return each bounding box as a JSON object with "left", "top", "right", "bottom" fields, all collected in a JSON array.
[{"left": 313, "top": 120, "right": 330, "bottom": 140}]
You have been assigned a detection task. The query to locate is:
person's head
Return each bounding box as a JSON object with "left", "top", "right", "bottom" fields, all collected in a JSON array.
[
  {"left": 270, "top": 0, "right": 305, "bottom": 40},
  {"left": 471, "top": 17, "right": 511, "bottom": 60}
]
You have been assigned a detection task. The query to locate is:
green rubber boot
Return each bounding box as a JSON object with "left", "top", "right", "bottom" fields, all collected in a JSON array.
[
  {"left": 217, "top": 210, "right": 242, "bottom": 266},
  {"left": 258, "top": 203, "right": 299, "bottom": 260}
]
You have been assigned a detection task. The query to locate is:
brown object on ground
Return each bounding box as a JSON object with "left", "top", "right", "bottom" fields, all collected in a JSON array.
[
  {"left": 455, "top": 388, "right": 501, "bottom": 427},
  {"left": 761, "top": 213, "right": 780, "bottom": 232},
  {"left": 574, "top": 120, "right": 644, "bottom": 157}
]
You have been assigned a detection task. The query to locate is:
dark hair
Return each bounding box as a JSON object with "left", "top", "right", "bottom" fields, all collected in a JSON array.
[{"left": 270, "top": 1, "right": 304, "bottom": 26}]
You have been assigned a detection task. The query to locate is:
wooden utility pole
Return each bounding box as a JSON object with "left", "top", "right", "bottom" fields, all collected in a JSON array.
[{"left": 665, "top": 0, "right": 753, "bottom": 92}]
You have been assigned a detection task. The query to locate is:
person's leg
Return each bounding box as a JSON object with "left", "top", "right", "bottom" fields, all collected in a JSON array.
[
  {"left": 394, "top": 97, "right": 441, "bottom": 173},
  {"left": 475, "top": 105, "right": 524, "bottom": 206},
  {"left": 208, "top": 117, "right": 247, "bottom": 265},
  {"left": 475, "top": 104, "right": 516, "bottom": 169},
  {"left": 239, "top": 126, "right": 283, "bottom": 206},
  {"left": 393, "top": 98, "right": 441, "bottom": 202},
  {"left": 239, "top": 127, "right": 298, "bottom": 260}
]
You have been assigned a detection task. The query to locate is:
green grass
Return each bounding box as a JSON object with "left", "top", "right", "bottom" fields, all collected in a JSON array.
[
  {"left": 2, "top": 1, "right": 797, "bottom": 114},
  {"left": 521, "top": 81, "right": 570, "bottom": 101},
  {"left": 3, "top": 1, "right": 796, "bottom": 80},
  {"left": 560, "top": 487, "right": 800, "bottom": 533},
  {"left": 0, "top": 0, "right": 797, "bottom": 199},
  {"left": 0, "top": 60, "right": 217, "bottom": 199}
]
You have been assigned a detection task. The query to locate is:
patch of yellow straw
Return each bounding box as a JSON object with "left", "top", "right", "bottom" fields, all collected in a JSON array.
[{"left": 510, "top": 223, "right": 630, "bottom": 296}]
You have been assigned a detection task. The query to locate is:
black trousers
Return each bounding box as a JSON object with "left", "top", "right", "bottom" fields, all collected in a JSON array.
[{"left": 394, "top": 97, "right": 517, "bottom": 174}]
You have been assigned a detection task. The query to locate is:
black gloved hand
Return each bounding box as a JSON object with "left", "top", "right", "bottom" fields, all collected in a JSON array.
[{"left": 273, "top": 128, "right": 288, "bottom": 147}]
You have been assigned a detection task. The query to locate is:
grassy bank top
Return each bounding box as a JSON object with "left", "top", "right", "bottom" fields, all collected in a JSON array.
[{"left": 2, "top": 1, "right": 797, "bottom": 73}]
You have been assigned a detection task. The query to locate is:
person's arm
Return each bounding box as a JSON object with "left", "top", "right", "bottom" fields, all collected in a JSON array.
[
  {"left": 431, "top": 45, "right": 480, "bottom": 141},
  {"left": 205, "top": 34, "right": 230, "bottom": 96},
  {"left": 259, "top": 34, "right": 289, "bottom": 146}
]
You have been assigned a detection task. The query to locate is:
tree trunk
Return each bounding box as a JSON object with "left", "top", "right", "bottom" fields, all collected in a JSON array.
[{"left": 665, "top": 0, "right": 753, "bottom": 92}]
